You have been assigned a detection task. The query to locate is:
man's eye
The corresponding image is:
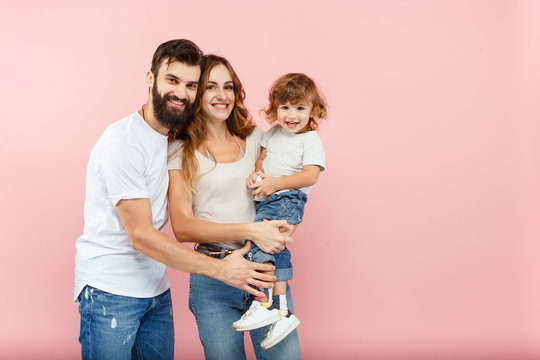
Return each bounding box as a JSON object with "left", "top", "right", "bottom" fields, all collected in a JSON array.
[
  {"left": 188, "top": 84, "right": 198, "bottom": 89},
  {"left": 167, "top": 78, "right": 177, "bottom": 84}
]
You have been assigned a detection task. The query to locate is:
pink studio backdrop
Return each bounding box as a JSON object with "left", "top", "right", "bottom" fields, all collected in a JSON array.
[{"left": 1, "top": 1, "right": 539, "bottom": 359}]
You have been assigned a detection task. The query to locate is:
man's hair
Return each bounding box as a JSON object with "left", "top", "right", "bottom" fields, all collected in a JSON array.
[{"left": 150, "top": 39, "right": 204, "bottom": 75}]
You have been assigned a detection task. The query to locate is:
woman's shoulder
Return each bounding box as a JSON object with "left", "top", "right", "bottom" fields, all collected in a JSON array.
[
  {"left": 249, "top": 126, "right": 264, "bottom": 138},
  {"left": 167, "top": 139, "right": 183, "bottom": 156},
  {"left": 167, "top": 139, "right": 184, "bottom": 169},
  {"left": 247, "top": 126, "right": 264, "bottom": 144}
]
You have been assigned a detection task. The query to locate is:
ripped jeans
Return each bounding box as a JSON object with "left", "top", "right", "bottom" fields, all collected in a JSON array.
[{"left": 78, "top": 285, "right": 174, "bottom": 360}]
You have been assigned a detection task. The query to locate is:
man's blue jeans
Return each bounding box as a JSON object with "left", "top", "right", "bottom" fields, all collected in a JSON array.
[
  {"left": 78, "top": 286, "right": 174, "bottom": 360},
  {"left": 189, "top": 273, "right": 301, "bottom": 360}
]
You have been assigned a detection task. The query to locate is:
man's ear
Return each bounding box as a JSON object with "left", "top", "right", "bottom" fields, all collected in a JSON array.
[{"left": 146, "top": 71, "right": 154, "bottom": 88}]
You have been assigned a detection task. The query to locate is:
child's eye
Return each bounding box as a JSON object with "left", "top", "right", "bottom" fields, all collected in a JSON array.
[
  {"left": 297, "top": 106, "right": 306, "bottom": 111},
  {"left": 280, "top": 106, "right": 289, "bottom": 110}
]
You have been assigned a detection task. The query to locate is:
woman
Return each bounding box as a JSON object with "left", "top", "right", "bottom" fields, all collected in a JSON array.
[{"left": 168, "top": 55, "right": 301, "bottom": 359}]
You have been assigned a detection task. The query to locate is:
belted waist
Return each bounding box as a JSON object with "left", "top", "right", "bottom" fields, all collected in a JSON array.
[{"left": 195, "top": 244, "right": 234, "bottom": 259}]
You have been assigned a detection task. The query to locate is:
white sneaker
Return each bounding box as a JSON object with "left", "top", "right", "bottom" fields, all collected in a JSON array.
[
  {"left": 260, "top": 311, "right": 300, "bottom": 350},
  {"left": 232, "top": 301, "right": 282, "bottom": 332}
]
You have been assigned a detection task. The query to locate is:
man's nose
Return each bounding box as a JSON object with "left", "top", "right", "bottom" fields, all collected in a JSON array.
[{"left": 174, "top": 84, "right": 187, "bottom": 99}]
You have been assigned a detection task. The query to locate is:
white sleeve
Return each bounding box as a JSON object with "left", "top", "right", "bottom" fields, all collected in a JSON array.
[
  {"left": 98, "top": 142, "right": 149, "bottom": 206},
  {"left": 303, "top": 132, "right": 326, "bottom": 171}
]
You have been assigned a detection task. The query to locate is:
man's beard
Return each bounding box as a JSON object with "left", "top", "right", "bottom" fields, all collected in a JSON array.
[{"left": 152, "top": 84, "right": 194, "bottom": 131}]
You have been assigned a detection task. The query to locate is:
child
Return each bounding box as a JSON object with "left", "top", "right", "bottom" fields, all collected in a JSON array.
[{"left": 232, "top": 73, "right": 327, "bottom": 350}]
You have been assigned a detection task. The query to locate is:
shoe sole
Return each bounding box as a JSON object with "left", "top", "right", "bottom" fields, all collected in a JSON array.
[
  {"left": 261, "top": 317, "right": 301, "bottom": 350},
  {"left": 232, "top": 312, "right": 282, "bottom": 332}
]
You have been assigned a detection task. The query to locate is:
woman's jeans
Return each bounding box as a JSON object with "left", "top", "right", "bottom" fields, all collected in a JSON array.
[
  {"left": 189, "top": 273, "right": 301, "bottom": 360},
  {"left": 78, "top": 286, "right": 174, "bottom": 360}
]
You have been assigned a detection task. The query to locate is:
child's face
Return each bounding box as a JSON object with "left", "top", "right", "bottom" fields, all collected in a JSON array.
[{"left": 276, "top": 101, "right": 312, "bottom": 134}]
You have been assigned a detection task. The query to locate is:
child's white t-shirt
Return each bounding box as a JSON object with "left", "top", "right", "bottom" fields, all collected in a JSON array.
[
  {"left": 261, "top": 126, "right": 325, "bottom": 195},
  {"left": 74, "top": 112, "right": 170, "bottom": 301}
]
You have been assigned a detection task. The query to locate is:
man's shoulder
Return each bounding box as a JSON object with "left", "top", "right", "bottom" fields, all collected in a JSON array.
[
  {"left": 91, "top": 112, "right": 144, "bottom": 157},
  {"left": 103, "top": 112, "right": 141, "bottom": 137}
]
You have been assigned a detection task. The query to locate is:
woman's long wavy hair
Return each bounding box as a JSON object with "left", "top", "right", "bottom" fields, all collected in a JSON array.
[{"left": 169, "top": 54, "right": 255, "bottom": 192}]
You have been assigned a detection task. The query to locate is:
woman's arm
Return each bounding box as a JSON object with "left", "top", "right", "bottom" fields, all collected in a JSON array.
[{"left": 168, "top": 169, "right": 291, "bottom": 254}]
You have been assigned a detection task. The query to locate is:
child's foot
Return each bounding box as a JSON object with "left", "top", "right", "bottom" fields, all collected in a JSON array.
[
  {"left": 260, "top": 310, "right": 301, "bottom": 350},
  {"left": 232, "top": 300, "right": 282, "bottom": 332}
]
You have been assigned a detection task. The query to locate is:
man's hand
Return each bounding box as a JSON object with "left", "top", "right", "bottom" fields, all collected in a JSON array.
[
  {"left": 250, "top": 220, "right": 292, "bottom": 254},
  {"left": 217, "top": 242, "right": 276, "bottom": 297}
]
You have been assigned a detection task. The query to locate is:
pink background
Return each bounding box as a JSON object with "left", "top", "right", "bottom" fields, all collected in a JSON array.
[{"left": 1, "top": 1, "right": 540, "bottom": 359}]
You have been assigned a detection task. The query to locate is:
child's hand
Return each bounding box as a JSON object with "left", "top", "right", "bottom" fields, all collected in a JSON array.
[
  {"left": 251, "top": 172, "right": 278, "bottom": 197},
  {"left": 246, "top": 171, "right": 260, "bottom": 189}
]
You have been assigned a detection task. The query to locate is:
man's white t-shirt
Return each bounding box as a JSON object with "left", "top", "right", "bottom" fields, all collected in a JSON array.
[
  {"left": 74, "top": 112, "right": 170, "bottom": 301},
  {"left": 261, "top": 126, "right": 325, "bottom": 195}
]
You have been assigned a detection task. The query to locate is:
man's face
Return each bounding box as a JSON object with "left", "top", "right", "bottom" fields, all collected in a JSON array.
[{"left": 150, "top": 60, "right": 201, "bottom": 130}]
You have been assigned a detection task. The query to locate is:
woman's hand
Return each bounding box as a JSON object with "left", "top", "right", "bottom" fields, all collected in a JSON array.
[
  {"left": 249, "top": 220, "right": 292, "bottom": 254},
  {"left": 250, "top": 171, "right": 278, "bottom": 197},
  {"left": 218, "top": 241, "right": 276, "bottom": 297}
]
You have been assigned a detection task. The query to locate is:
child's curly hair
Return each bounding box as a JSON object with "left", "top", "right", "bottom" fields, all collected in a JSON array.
[{"left": 264, "top": 73, "right": 328, "bottom": 131}]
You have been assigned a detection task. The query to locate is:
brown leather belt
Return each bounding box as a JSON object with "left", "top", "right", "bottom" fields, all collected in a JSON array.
[{"left": 195, "top": 244, "right": 234, "bottom": 258}]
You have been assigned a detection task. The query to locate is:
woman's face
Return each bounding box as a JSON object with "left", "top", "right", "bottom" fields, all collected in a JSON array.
[{"left": 201, "top": 64, "right": 235, "bottom": 122}]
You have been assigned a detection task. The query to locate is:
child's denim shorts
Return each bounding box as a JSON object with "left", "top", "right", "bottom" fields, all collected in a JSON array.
[
  {"left": 254, "top": 190, "right": 308, "bottom": 225},
  {"left": 247, "top": 190, "right": 308, "bottom": 281},
  {"left": 247, "top": 243, "right": 293, "bottom": 281}
]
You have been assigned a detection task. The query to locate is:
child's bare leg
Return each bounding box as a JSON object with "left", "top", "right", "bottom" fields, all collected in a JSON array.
[
  {"left": 273, "top": 280, "right": 287, "bottom": 295},
  {"left": 256, "top": 261, "right": 274, "bottom": 303}
]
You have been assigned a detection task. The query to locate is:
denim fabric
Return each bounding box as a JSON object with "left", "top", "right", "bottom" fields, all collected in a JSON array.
[
  {"left": 189, "top": 272, "right": 300, "bottom": 360},
  {"left": 78, "top": 286, "right": 174, "bottom": 360},
  {"left": 248, "top": 243, "right": 293, "bottom": 281},
  {"left": 254, "top": 190, "right": 308, "bottom": 225}
]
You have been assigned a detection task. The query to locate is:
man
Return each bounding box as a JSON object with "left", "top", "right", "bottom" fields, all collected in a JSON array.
[{"left": 74, "top": 39, "right": 289, "bottom": 359}]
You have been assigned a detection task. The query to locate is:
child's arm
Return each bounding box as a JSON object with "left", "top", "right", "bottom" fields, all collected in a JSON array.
[
  {"left": 246, "top": 148, "right": 267, "bottom": 189},
  {"left": 250, "top": 165, "right": 321, "bottom": 198}
]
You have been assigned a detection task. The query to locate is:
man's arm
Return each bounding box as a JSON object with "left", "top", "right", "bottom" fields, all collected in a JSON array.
[
  {"left": 116, "top": 198, "right": 275, "bottom": 297},
  {"left": 168, "top": 169, "right": 291, "bottom": 254}
]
